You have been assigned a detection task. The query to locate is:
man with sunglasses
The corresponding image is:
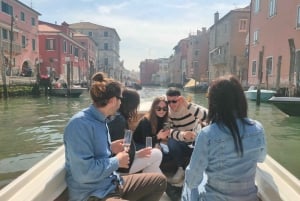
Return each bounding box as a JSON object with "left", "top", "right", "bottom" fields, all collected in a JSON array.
[{"left": 165, "top": 87, "right": 208, "bottom": 186}]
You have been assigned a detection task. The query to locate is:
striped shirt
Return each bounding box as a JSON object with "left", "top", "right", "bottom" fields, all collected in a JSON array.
[{"left": 169, "top": 103, "right": 208, "bottom": 141}]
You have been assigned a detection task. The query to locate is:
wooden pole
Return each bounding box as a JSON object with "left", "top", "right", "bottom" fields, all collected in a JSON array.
[
  {"left": 0, "top": 28, "right": 8, "bottom": 98},
  {"left": 256, "top": 48, "right": 264, "bottom": 106}
]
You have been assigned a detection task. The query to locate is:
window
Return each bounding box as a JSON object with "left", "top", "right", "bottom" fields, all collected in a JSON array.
[
  {"left": 74, "top": 47, "right": 79, "bottom": 56},
  {"left": 254, "top": 0, "right": 261, "bottom": 13},
  {"left": 269, "top": 0, "right": 277, "bottom": 17},
  {"left": 239, "top": 19, "right": 247, "bottom": 32},
  {"left": 22, "top": 35, "right": 26, "bottom": 48},
  {"left": 32, "top": 39, "right": 36, "bottom": 51},
  {"left": 252, "top": 61, "right": 257, "bottom": 75},
  {"left": 88, "top": 32, "right": 93, "bottom": 37},
  {"left": 70, "top": 44, "right": 73, "bottom": 54},
  {"left": 31, "top": 17, "right": 36, "bottom": 26},
  {"left": 1, "top": 1, "right": 13, "bottom": 15},
  {"left": 253, "top": 30, "right": 259, "bottom": 44},
  {"left": 104, "top": 43, "right": 108, "bottom": 50},
  {"left": 63, "top": 40, "right": 67, "bottom": 52},
  {"left": 20, "top": 12, "right": 25, "bottom": 21},
  {"left": 104, "top": 31, "right": 108, "bottom": 37},
  {"left": 104, "top": 58, "right": 108, "bottom": 65},
  {"left": 46, "top": 39, "right": 56, "bottom": 50},
  {"left": 297, "top": 6, "right": 300, "bottom": 28},
  {"left": 2, "top": 29, "right": 8, "bottom": 40},
  {"left": 266, "top": 57, "right": 273, "bottom": 75}
]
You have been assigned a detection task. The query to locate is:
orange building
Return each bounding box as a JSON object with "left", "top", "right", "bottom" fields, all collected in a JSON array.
[{"left": 248, "top": 0, "right": 300, "bottom": 93}]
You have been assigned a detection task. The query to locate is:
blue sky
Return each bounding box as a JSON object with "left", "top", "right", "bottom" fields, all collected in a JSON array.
[{"left": 26, "top": 0, "right": 250, "bottom": 71}]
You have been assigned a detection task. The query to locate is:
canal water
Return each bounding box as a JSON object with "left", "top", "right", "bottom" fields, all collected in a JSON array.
[{"left": 0, "top": 86, "right": 299, "bottom": 189}]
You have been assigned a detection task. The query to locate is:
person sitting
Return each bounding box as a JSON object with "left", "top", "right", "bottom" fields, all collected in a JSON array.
[
  {"left": 182, "top": 75, "right": 267, "bottom": 201},
  {"left": 133, "top": 96, "right": 170, "bottom": 157},
  {"left": 64, "top": 72, "right": 166, "bottom": 201},
  {"left": 108, "top": 88, "right": 163, "bottom": 174},
  {"left": 166, "top": 87, "right": 208, "bottom": 185}
]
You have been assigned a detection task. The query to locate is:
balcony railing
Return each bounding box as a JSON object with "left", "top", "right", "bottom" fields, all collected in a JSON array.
[
  {"left": 210, "top": 54, "right": 227, "bottom": 66},
  {"left": 1, "top": 40, "right": 22, "bottom": 55}
]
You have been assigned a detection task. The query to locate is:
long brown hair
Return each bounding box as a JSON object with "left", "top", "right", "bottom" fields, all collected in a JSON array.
[
  {"left": 119, "top": 88, "right": 140, "bottom": 122},
  {"left": 145, "top": 96, "right": 168, "bottom": 135}
]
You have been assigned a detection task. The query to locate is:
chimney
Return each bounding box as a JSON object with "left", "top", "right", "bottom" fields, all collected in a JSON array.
[{"left": 214, "top": 12, "right": 219, "bottom": 24}]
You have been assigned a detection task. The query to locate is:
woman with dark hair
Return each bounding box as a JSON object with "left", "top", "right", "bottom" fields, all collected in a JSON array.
[
  {"left": 133, "top": 96, "right": 170, "bottom": 151},
  {"left": 64, "top": 72, "right": 167, "bottom": 201},
  {"left": 108, "top": 88, "right": 163, "bottom": 174},
  {"left": 182, "top": 75, "right": 267, "bottom": 201}
]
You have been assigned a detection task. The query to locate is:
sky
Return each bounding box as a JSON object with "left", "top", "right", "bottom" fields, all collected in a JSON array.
[{"left": 25, "top": 0, "right": 250, "bottom": 71}]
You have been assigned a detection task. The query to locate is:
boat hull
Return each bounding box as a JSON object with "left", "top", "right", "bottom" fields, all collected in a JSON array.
[
  {"left": 50, "top": 88, "right": 86, "bottom": 97},
  {"left": 245, "top": 90, "right": 276, "bottom": 101},
  {"left": 268, "top": 97, "right": 300, "bottom": 116}
]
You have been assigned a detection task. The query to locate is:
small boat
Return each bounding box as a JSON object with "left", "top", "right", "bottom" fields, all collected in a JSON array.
[
  {"left": 244, "top": 86, "right": 277, "bottom": 101},
  {"left": 268, "top": 96, "right": 300, "bottom": 116},
  {"left": 1, "top": 102, "right": 300, "bottom": 201},
  {"left": 50, "top": 87, "right": 86, "bottom": 98},
  {"left": 183, "top": 78, "right": 208, "bottom": 93}
]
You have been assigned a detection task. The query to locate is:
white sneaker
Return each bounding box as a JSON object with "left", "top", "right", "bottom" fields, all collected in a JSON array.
[{"left": 169, "top": 167, "right": 184, "bottom": 184}]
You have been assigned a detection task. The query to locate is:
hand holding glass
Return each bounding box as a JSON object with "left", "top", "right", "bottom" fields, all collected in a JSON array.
[
  {"left": 146, "top": 137, "right": 152, "bottom": 148},
  {"left": 123, "top": 130, "right": 132, "bottom": 152}
]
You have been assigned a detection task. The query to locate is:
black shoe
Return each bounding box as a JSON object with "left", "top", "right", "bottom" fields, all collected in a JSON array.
[{"left": 165, "top": 182, "right": 182, "bottom": 201}]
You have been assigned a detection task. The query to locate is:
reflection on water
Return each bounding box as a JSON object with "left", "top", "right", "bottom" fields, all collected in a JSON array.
[{"left": 0, "top": 87, "right": 299, "bottom": 189}]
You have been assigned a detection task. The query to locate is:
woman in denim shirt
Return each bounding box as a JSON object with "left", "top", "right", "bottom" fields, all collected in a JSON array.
[{"left": 182, "top": 75, "right": 267, "bottom": 201}]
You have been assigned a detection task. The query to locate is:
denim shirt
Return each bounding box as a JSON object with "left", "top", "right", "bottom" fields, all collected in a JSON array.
[
  {"left": 64, "top": 104, "right": 120, "bottom": 201},
  {"left": 182, "top": 118, "right": 266, "bottom": 201}
]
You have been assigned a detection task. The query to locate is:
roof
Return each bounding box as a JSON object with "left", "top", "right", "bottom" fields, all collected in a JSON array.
[{"left": 69, "top": 22, "right": 120, "bottom": 40}]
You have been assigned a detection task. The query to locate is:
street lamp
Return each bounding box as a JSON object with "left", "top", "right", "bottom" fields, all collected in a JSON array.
[{"left": 8, "top": 14, "right": 17, "bottom": 76}]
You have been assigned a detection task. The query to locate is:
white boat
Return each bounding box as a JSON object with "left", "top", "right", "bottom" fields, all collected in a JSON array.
[
  {"left": 245, "top": 86, "right": 277, "bottom": 101},
  {"left": 1, "top": 102, "right": 300, "bottom": 201}
]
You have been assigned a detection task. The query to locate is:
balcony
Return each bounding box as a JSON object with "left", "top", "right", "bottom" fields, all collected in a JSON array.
[
  {"left": 1, "top": 40, "right": 22, "bottom": 55},
  {"left": 210, "top": 54, "right": 227, "bottom": 66}
]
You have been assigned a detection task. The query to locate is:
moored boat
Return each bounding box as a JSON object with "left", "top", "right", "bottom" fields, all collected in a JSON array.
[
  {"left": 183, "top": 78, "right": 208, "bottom": 93},
  {"left": 244, "top": 86, "right": 277, "bottom": 101},
  {"left": 50, "top": 87, "right": 86, "bottom": 97},
  {"left": 268, "top": 96, "right": 300, "bottom": 116}
]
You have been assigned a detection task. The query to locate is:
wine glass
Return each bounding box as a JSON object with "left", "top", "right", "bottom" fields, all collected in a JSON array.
[
  {"left": 123, "top": 129, "right": 132, "bottom": 152},
  {"left": 146, "top": 136, "right": 152, "bottom": 148}
]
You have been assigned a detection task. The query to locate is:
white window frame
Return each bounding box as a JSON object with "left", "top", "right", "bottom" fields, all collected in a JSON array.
[
  {"left": 297, "top": 6, "right": 300, "bottom": 29},
  {"left": 252, "top": 60, "right": 257, "bottom": 76},
  {"left": 266, "top": 57, "right": 273, "bottom": 75},
  {"left": 253, "top": 30, "right": 259, "bottom": 44},
  {"left": 269, "top": 0, "right": 277, "bottom": 17},
  {"left": 254, "top": 0, "right": 261, "bottom": 13}
]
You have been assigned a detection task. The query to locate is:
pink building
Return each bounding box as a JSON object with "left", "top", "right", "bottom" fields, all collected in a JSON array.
[
  {"left": 0, "top": 0, "right": 40, "bottom": 76},
  {"left": 38, "top": 21, "right": 88, "bottom": 84},
  {"left": 248, "top": 0, "right": 300, "bottom": 94},
  {"left": 139, "top": 59, "right": 159, "bottom": 85}
]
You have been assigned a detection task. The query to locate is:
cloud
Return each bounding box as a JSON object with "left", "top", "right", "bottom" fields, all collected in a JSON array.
[{"left": 30, "top": 0, "right": 250, "bottom": 70}]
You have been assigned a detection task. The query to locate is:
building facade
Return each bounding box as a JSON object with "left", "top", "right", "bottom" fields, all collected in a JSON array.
[
  {"left": 69, "top": 22, "right": 121, "bottom": 80},
  {"left": 0, "top": 0, "right": 40, "bottom": 76},
  {"left": 248, "top": 0, "right": 300, "bottom": 94},
  {"left": 38, "top": 21, "right": 87, "bottom": 84},
  {"left": 208, "top": 8, "right": 250, "bottom": 86}
]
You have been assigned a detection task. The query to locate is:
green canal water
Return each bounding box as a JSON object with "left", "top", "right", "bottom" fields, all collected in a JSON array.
[{"left": 0, "top": 86, "right": 299, "bottom": 189}]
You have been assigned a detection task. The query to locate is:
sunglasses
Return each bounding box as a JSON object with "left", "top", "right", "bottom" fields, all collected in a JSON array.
[
  {"left": 155, "top": 106, "right": 168, "bottom": 112},
  {"left": 167, "top": 100, "right": 177, "bottom": 104},
  {"left": 116, "top": 96, "right": 123, "bottom": 101}
]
